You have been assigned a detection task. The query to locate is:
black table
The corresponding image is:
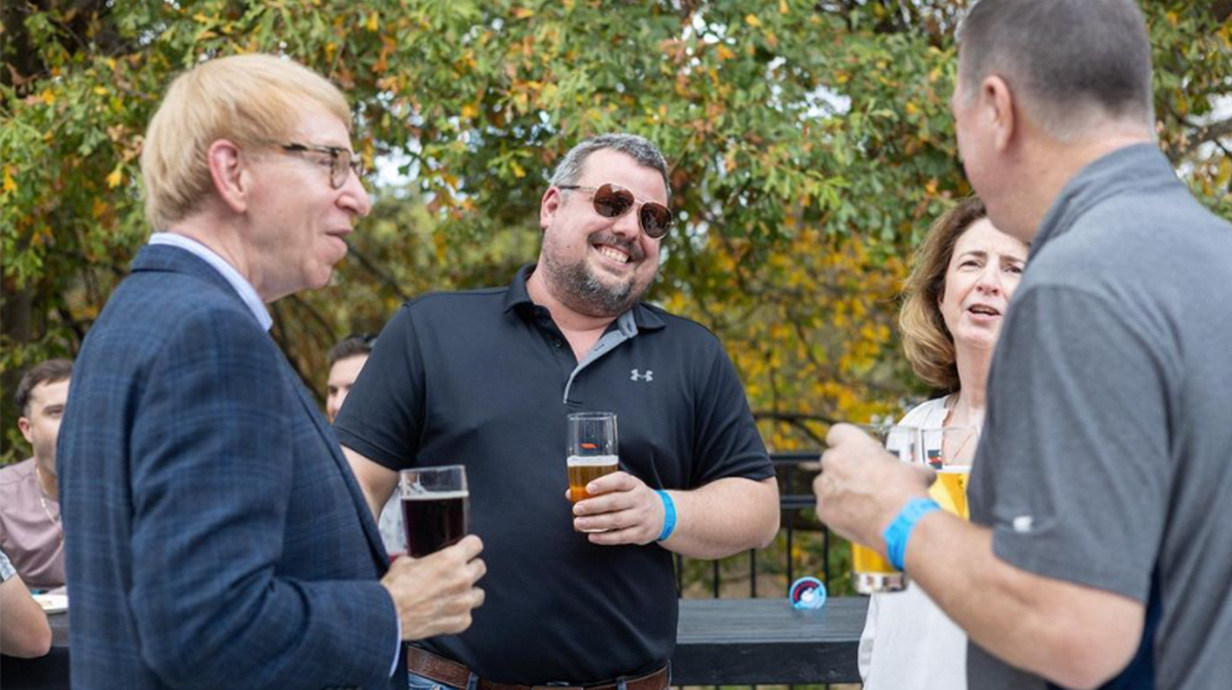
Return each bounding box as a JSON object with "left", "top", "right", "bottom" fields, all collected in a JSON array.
[
  {"left": 4, "top": 599, "right": 867, "bottom": 688},
  {"left": 671, "top": 597, "right": 867, "bottom": 685}
]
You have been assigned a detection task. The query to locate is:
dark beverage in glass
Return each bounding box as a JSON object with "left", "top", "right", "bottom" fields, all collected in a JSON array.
[
  {"left": 399, "top": 465, "right": 469, "bottom": 557},
  {"left": 401, "top": 492, "right": 469, "bottom": 557}
]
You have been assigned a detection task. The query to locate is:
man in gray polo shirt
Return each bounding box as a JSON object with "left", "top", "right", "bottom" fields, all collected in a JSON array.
[{"left": 815, "top": 1, "right": 1232, "bottom": 688}]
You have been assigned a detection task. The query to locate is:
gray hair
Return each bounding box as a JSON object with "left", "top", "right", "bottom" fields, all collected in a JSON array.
[
  {"left": 549, "top": 134, "right": 671, "bottom": 204},
  {"left": 958, "top": 0, "right": 1155, "bottom": 140}
]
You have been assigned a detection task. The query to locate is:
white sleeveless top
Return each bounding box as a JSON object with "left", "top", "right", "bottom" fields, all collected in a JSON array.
[{"left": 858, "top": 395, "right": 969, "bottom": 690}]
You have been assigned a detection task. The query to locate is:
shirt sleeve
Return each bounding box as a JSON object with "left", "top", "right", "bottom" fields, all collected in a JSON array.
[
  {"left": 688, "top": 336, "right": 774, "bottom": 486},
  {"left": 335, "top": 304, "right": 426, "bottom": 471},
  {"left": 976, "top": 286, "right": 1174, "bottom": 602}
]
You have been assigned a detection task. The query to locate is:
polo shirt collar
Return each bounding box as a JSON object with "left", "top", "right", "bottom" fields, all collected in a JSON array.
[
  {"left": 629, "top": 302, "right": 666, "bottom": 332},
  {"left": 502, "top": 264, "right": 537, "bottom": 314},
  {"left": 1032, "top": 143, "right": 1172, "bottom": 257},
  {"left": 501, "top": 263, "right": 666, "bottom": 333}
]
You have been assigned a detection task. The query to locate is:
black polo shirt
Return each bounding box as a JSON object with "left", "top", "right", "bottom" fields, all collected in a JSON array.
[{"left": 335, "top": 264, "right": 772, "bottom": 684}]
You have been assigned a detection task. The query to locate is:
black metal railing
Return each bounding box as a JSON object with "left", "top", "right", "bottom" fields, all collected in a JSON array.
[
  {"left": 674, "top": 451, "right": 859, "bottom": 689},
  {"left": 675, "top": 451, "right": 840, "bottom": 599}
]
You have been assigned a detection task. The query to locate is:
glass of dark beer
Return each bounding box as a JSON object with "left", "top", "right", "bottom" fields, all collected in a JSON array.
[{"left": 400, "top": 465, "right": 469, "bottom": 558}]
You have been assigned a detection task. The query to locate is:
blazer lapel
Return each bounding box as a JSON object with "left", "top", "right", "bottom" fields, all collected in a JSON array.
[{"left": 282, "top": 359, "right": 392, "bottom": 569}]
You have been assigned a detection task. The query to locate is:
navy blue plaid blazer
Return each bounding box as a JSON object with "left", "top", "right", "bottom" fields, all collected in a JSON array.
[{"left": 59, "top": 244, "right": 400, "bottom": 690}]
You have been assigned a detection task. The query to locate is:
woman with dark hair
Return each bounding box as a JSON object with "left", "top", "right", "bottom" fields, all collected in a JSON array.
[{"left": 858, "top": 197, "right": 1028, "bottom": 689}]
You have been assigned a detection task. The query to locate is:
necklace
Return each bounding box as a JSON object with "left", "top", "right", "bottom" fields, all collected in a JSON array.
[
  {"left": 946, "top": 428, "right": 978, "bottom": 464},
  {"left": 34, "top": 464, "right": 64, "bottom": 544},
  {"left": 937, "top": 394, "right": 981, "bottom": 466}
]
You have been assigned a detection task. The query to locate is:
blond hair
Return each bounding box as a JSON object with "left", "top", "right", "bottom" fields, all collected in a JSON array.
[
  {"left": 898, "top": 197, "right": 988, "bottom": 391},
  {"left": 140, "top": 54, "right": 351, "bottom": 229}
]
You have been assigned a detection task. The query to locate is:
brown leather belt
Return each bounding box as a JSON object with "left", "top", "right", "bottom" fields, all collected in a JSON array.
[{"left": 406, "top": 646, "right": 670, "bottom": 690}]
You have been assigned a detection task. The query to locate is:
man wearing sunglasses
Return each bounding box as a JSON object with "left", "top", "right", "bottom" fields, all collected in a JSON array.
[
  {"left": 337, "top": 134, "right": 779, "bottom": 690},
  {"left": 57, "top": 54, "right": 485, "bottom": 690}
]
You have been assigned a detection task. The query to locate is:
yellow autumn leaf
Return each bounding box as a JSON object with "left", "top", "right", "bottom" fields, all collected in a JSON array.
[
  {"left": 745, "top": 14, "right": 761, "bottom": 27},
  {"left": 1216, "top": 157, "right": 1232, "bottom": 188},
  {"left": 511, "top": 162, "right": 526, "bottom": 178},
  {"left": 779, "top": 0, "right": 788, "bottom": 14},
  {"left": 40, "top": 90, "right": 55, "bottom": 105},
  {"left": 461, "top": 103, "right": 479, "bottom": 119},
  {"left": 94, "top": 86, "right": 108, "bottom": 96},
  {"left": 366, "top": 12, "right": 379, "bottom": 31},
  {"left": 107, "top": 169, "right": 124, "bottom": 188},
  {"left": 2, "top": 166, "right": 16, "bottom": 194},
  {"left": 514, "top": 7, "right": 534, "bottom": 19}
]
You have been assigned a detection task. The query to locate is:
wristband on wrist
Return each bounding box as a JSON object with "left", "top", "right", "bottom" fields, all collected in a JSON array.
[
  {"left": 655, "top": 490, "right": 677, "bottom": 542},
  {"left": 882, "top": 497, "right": 941, "bottom": 571}
]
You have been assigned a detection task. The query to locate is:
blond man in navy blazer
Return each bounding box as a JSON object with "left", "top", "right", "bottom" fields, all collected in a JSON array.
[{"left": 58, "top": 54, "right": 485, "bottom": 690}]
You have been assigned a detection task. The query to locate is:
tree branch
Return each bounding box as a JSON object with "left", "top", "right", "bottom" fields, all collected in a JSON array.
[{"left": 344, "top": 241, "right": 411, "bottom": 303}]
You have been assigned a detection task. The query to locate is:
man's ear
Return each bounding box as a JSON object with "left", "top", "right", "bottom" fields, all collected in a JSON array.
[
  {"left": 17, "top": 416, "right": 32, "bottom": 444},
  {"left": 539, "top": 186, "right": 562, "bottom": 232},
  {"left": 983, "top": 74, "right": 1017, "bottom": 153},
  {"left": 207, "top": 139, "right": 250, "bottom": 214}
]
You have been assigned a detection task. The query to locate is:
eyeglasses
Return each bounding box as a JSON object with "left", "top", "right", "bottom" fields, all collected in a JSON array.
[
  {"left": 556, "top": 183, "right": 673, "bottom": 239},
  {"left": 269, "top": 141, "right": 365, "bottom": 189}
]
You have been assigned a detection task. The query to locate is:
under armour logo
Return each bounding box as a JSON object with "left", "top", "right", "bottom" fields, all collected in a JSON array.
[{"left": 630, "top": 369, "right": 654, "bottom": 382}]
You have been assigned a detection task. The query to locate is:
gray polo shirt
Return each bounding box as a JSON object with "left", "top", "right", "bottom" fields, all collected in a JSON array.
[{"left": 967, "top": 144, "right": 1232, "bottom": 688}]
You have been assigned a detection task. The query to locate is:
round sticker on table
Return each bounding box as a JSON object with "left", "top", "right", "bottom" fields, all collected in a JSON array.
[{"left": 789, "top": 576, "right": 827, "bottom": 610}]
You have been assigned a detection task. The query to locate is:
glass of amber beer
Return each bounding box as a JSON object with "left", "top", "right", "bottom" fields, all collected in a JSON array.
[
  {"left": 850, "top": 424, "right": 919, "bottom": 594},
  {"left": 920, "top": 426, "right": 979, "bottom": 519},
  {"left": 400, "top": 465, "right": 469, "bottom": 557},
  {"left": 566, "top": 412, "right": 619, "bottom": 507}
]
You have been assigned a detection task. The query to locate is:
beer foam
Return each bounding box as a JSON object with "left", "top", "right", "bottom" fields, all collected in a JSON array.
[
  {"left": 403, "top": 490, "right": 470, "bottom": 500},
  {"left": 567, "top": 454, "right": 619, "bottom": 467},
  {"left": 935, "top": 466, "right": 972, "bottom": 473}
]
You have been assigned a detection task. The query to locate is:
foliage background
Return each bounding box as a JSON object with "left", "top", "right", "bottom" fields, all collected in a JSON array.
[{"left": 4, "top": 0, "right": 1230, "bottom": 594}]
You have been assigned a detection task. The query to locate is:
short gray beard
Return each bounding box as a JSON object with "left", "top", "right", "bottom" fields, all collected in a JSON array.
[{"left": 540, "top": 237, "right": 648, "bottom": 317}]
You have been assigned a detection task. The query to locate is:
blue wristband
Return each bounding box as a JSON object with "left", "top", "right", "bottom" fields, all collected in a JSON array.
[
  {"left": 655, "top": 490, "right": 677, "bottom": 542},
  {"left": 883, "top": 498, "right": 941, "bottom": 571}
]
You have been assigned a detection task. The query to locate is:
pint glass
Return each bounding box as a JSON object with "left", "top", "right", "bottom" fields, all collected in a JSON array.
[
  {"left": 566, "top": 411, "right": 619, "bottom": 504},
  {"left": 400, "top": 465, "right": 469, "bottom": 557},
  {"left": 921, "top": 426, "right": 979, "bottom": 519},
  {"left": 850, "top": 424, "right": 918, "bottom": 594}
]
